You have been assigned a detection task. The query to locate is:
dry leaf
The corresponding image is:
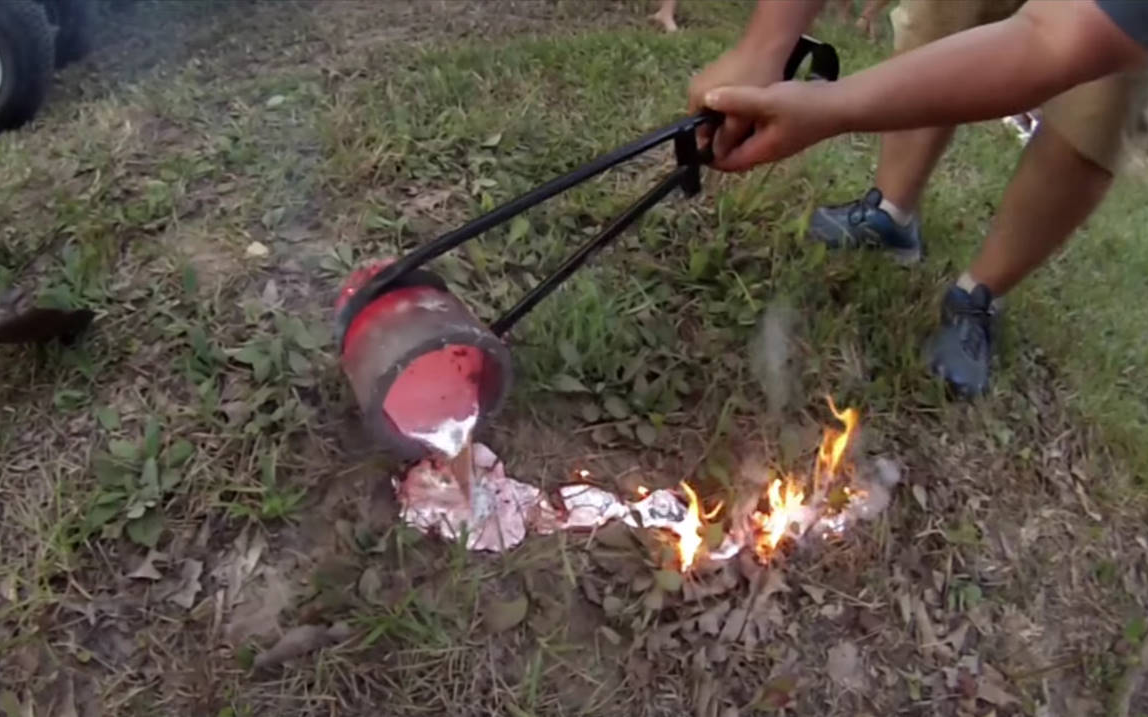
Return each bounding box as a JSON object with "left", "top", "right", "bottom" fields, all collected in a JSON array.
[
  {"left": 977, "top": 665, "right": 1019, "bottom": 707},
  {"left": 260, "top": 280, "right": 280, "bottom": 308},
  {"left": 224, "top": 568, "right": 293, "bottom": 644},
  {"left": 598, "top": 625, "right": 623, "bottom": 646},
  {"left": 946, "top": 621, "right": 970, "bottom": 653},
  {"left": 802, "top": 583, "right": 826, "bottom": 605},
  {"left": 696, "top": 601, "right": 730, "bottom": 636},
  {"left": 0, "top": 575, "right": 16, "bottom": 603},
  {"left": 911, "top": 484, "right": 928, "bottom": 511},
  {"left": 165, "top": 559, "right": 203, "bottom": 610},
  {"left": 602, "top": 595, "right": 624, "bottom": 617},
  {"left": 646, "top": 622, "right": 680, "bottom": 652},
  {"left": 128, "top": 550, "right": 166, "bottom": 581},
  {"left": 718, "top": 608, "right": 748, "bottom": 643},
  {"left": 751, "top": 570, "right": 789, "bottom": 611},
  {"left": 253, "top": 622, "right": 352, "bottom": 670},
  {"left": 484, "top": 595, "right": 528, "bottom": 633},
  {"left": 912, "top": 595, "right": 951, "bottom": 660},
  {"left": 358, "top": 567, "right": 384, "bottom": 605},
  {"left": 897, "top": 591, "right": 912, "bottom": 625},
  {"left": 827, "top": 640, "right": 867, "bottom": 692}
]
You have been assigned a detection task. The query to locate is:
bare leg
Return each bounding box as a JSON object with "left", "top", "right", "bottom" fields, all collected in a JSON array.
[
  {"left": 874, "top": 126, "right": 956, "bottom": 213},
  {"left": 856, "top": 0, "right": 891, "bottom": 39},
  {"left": 967, "top": 124, "right": 1113, "bottom": 295},
  {"left": 651, "top": 0, "right": 677, "bottom": 32}
]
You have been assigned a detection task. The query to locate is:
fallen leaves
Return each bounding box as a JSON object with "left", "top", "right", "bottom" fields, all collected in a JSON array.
[
  {"left": 128, "top": 549, "right": 165, "bottom": 581},
  {"left": 164, "top": 559, "right": 204, "bottom": 610},
  {"left": 976, "top": 664, "right": 1019, "bottom": 707},
  {"left": 254, "top": 622, "right": 353, "bottom": 671}
]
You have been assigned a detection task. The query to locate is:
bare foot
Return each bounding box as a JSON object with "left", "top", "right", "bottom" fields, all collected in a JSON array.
[{"left": 650, "top": 8, "right": 678, "bottom": 33}]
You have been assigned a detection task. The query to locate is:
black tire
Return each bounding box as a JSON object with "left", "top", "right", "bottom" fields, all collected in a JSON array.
[
  {"left": 53, "top": 0, "right": 95, "bottom": 68},
  {"left": 0, "top": 0, "right": 55, "bottom": 131}
]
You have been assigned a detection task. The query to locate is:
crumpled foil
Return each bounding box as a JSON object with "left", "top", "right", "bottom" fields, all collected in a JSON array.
[
  {"left": 396, "top": 443, "right": 554, "bottom": 551},
  {"left": 395, "top": 443, "right": 902, "bottom": 562},
  {"left": 395, "top": 445, "right": 699, "bottom": 552}
]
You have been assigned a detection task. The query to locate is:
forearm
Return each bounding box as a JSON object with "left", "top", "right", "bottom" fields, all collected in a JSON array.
[
  {"left": 828, "top": 2, "right": 1144, "bottom": 133},
  {"left": 739, "top": 0, "right": 828, "bottom": 64}
]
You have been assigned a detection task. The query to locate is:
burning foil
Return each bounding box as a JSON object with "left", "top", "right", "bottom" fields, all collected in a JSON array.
[{"left": 395, "top": 402, "right": 902, "bottom": 571}]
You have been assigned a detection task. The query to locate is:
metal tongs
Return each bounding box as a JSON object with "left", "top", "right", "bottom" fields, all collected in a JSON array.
[{"left": 336, "top": 36, "right": 839, "bottom": 347}]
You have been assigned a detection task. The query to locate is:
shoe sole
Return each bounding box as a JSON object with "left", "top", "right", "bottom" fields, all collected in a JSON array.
[{"left": 808, "top": 236, "right": 923, "bottom": 266}]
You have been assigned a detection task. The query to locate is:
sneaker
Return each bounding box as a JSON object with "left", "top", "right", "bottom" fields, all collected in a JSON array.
[
  {"left": 807, "top": 188, "right": 923, "bottom": 264},
  {"left": 924, "top": 283, "right": 996, "bottom": 398}
]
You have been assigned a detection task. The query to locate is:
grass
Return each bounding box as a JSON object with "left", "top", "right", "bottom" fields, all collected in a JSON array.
[{"left": 1, "top": 1, "right": 1147, "bottom": 715}]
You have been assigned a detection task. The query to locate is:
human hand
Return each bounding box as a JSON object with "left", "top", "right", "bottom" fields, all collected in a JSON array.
[
  {"left": 701, "top": 82, "right": 841, "bottom": 172},
  {"left": 688, "top": 46, "right": 784, "bottom": 162}
]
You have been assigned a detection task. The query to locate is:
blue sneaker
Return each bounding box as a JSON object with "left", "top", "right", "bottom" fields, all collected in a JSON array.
[
  {"left": 807, "top": 188, "right": 923, "bottom": 264},
  {"left": 925, "top": 283, "right": 996, "bottom": 398}
]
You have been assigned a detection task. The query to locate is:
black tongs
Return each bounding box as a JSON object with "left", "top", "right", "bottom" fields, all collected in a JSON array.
[{"left": 337, "top": 36, "right": 839, "bottom": 346}]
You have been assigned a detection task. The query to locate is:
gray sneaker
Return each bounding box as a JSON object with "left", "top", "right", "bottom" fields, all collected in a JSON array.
[
  {"left": 807, "top": 188, "right": 923, "bottom": 265},
  {"left": 924, "top": 283, "right": 996, "bottom": 398}
]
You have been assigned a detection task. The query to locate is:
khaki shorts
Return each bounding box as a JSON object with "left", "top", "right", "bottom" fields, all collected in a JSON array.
[{"left": 890, "top": 0, "right": 1148, "bottom": 173}]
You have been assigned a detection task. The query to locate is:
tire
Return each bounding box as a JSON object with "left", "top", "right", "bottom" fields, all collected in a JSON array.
[
  {"left": 0, "top": 0, "right": 55, "bottom": 131},
  {"left": 53, "top": 0, "right": 95, "bottom": 68}
]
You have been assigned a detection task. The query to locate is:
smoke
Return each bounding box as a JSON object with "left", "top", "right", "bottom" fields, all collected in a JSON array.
[{"left": 747, "top": 299, "right": 802, "bottom": 419}]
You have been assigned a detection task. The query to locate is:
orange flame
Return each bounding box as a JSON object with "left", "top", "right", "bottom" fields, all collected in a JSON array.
[
  {"left": 666, "top": 400, "right": 861, "bottom": 571},
  {"left": 751, "top": 399, "right": 861, "bottom": 562},
  {"left": 676, "top": 481, "right": 705, "bottom": 571},
  {"left": 755, "top": 478, "right": 807, "bottom": 558},
  {"left": 820, "top": 397, "right": 859, "bottom": 474}
]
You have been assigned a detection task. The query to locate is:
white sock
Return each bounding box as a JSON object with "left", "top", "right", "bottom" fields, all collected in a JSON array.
[
  {"left": 956, "top": 272, "right": 979, "bottom": 293},
  {"left": 956, "top": 272, "right": 1003, "bottom": 309},
  {"left": 878, "top": 197, "right": 914, "bottom": 226}
]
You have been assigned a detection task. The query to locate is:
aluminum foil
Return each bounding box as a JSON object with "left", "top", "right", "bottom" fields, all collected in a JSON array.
[{"left": 395, "top": 443, "right": 902, "bottom": 563}]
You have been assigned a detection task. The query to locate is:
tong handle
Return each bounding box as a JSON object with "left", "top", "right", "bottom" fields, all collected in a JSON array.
[{"left": 335, "top": 36, "right": 839, "bottom": 347}]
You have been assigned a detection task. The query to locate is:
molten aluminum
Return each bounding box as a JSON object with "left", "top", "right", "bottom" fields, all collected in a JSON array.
[
  {"left": 395, "top": 404, "right": 901, "bottom": 570},
  {"left": 406, "top": 412, "right": 478, "bottom": 459}
]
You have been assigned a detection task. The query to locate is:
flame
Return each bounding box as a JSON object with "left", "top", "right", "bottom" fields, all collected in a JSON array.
[
  {"left": 636, "top": 485, "right": 650, "bottom": 497},
  {"left": 755, "top": 478, "right": 807, "bottom": 557},
  {"left": 660, "top": 400, "right": 862, "bottom": 572},
  {"left": 676, "top": 481, "right": 705, "bottom": 571},
  {"left": 750, "top": 399, "right": 861, "bottom": 562},
  {"left": 818, "top": 397, "right": 859, "bottom": 480}
]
